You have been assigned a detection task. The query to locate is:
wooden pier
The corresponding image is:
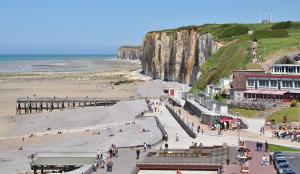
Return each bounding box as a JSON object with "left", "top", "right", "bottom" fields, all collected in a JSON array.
[{"left": 16, "top": 97, "right": 134, "bottom": 115}]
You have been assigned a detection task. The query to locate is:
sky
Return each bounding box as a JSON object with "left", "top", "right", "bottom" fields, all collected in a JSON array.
[{"left": 0, "top": 0, "right": 299, "bottom": 54}]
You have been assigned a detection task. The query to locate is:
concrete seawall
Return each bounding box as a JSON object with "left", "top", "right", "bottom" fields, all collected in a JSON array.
[{"left": 166, "top": 104, "right": 197, "bottom": 138}]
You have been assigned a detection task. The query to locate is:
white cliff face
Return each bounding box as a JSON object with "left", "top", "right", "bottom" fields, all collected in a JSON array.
[
  {"left": 117, "top": 47, "right": 142, "bottom": 60},
  {"left": 141, "top": 27, "right": 219, "bottom": 85},
  {"left": 191, "top": 33, "right": 218, "bottom": 84}
]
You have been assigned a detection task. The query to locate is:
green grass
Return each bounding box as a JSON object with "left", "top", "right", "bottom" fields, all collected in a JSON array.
[
  {"left": 190, "top": 37, "right": 250, "bottom": 92},
  {"left": 229, "top": 108, "right": 261, "bottom": 118},
  {"left": 245, "top": 23, "right": 273, "bottom": 31},
  {"left": 257, "top": 28, "right": 300, "bottom": 61},
  {"left": 266, "top": 107, "right": 300, "bottom": 124},
  {"left": 246, "top": 63, "right": 264, "bottom": 70},
  {"left": 153, "top": 22, "right": 300, "bottom": 93},
  {"left": 269, "top": 144, "right": 300, "bottom": 152}
]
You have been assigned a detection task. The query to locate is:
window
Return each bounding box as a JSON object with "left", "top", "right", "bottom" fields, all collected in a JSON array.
[
  {"left": 258, "top": 80, "right": 269, "bottom": 87},
  {"left": 274, "top": 67, "right": 281, "bottom": 73},
  {"left": 287, "top": 66, "right": 296, "bottom": 73},
  {"left": 295, "top": 81, "right": 300, "bottom": 88},
  {"left": 270, "top": 80, "right": 277, "bottom": 87},
  {"left": 247, "top": 79, "right": 254, "bottom": 87},
  {"left": 282, "top": 80, "right": 293, "bottom": 88}
]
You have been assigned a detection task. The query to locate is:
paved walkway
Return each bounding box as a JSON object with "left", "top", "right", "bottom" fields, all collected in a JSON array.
[
  {"left": 245, "top": 141, "right": 276, "bottom": 174},
  {"left": 95, "top": 148, "right": 147, "bottom": 174},
  {"left": 146, "top": 100, "right": 238, "bottom": 149}
]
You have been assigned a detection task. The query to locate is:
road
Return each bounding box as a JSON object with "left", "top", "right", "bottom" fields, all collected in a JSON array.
[{"left": 284, "top": 152, "right": 300, "bottom": 173}]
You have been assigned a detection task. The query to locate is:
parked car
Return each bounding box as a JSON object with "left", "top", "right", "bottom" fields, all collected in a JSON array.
[
  {"left": 274, "top": 157, "right": 288, "bottom": 170},
  {"left": 274, "top": 153, "right": 285, "bottom": 160},
  {"left": 282, "top": 169, "right": 296, "bottom": 174},
  {"left": 273, "top": 152, "right": 285, "bottom": 159},
  {"left": 277, "top": 162, "right": 290, "bottom": 174}
]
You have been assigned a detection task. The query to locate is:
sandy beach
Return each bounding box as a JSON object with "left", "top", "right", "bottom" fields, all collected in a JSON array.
[
  {"left": 0, "top": 60, "right": 141, "bottom": 118},
  {"left": 0, "top": 58, "right": 192, "bottom": 174}
]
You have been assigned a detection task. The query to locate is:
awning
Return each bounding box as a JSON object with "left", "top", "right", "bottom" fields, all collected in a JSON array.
[
  {"left": 244, "top": 90, "right": 287, "bottom": 95},
  {"left": 244, "top": 90, "right": 260, "bottom": 94},
  {"left": 271, "top": 91, "right": 287, "bottom": 95}
]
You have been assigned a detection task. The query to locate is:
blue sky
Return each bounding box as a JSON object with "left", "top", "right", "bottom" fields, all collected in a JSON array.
[{"left": 0, "top": 0, "right": 299, "bottom": 54}]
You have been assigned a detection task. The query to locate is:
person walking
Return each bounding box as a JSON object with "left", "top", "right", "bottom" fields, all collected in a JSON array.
[
  {"left": 136, "top": 149, "right": 140, "bottom": 159},
  {"left": 265, "top": 141, "right": 269, "bottom": 152},
  {"left": 260, "top": 126, "right": 263, "bottom": 135},
  {"left": 256, "top": 141, "right": 259, "bottom": 151},
  {"left": 106, "top": 158, "right": 113, "bottom": 172},
  {"left": 97, "top": 149, "right": 100, "bottom": 159},
  {"left": 165, "top": 142, "right": 168, "bottom": 149},
  {"left": 261, "top": 155, "right": 266, "bottom": 166},
  {"left": 176, "top": 169, "right": 182, "bottom": 174},
  {"left": 176, "top": 133, "right": 179, "bottom": 142},
  {"left": 143, "top": 142, "right": 147, "bottom": 152},
  {"left": 197, "top": 125, "right": 200, "bottom": 133}
]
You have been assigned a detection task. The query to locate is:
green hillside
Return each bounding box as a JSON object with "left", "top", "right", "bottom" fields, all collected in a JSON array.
[{"left": 190, "top": 21, "right": 300, "bottom": 93}]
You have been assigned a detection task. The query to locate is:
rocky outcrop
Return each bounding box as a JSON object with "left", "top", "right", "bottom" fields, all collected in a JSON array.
[
  {"left": 117, "top": 46, "right": 142, "bottom": 60},
  {"left": 141, "top": 27, "right": 219, "bottom": 85}
]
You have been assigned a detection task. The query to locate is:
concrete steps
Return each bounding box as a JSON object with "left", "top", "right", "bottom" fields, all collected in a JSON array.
[{"left": 258, "top": 104, "right": 287, "bottom": 118}]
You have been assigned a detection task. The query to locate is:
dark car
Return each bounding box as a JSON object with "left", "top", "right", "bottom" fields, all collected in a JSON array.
[
  {"left": 274, "top": 153, "right": 285, "bottom": 159},
  {"left": 282, "top": 169, "right": 296, "bottom": 174},
  {"left": 277, "top": 163, "right": 290, "bottom": 174},
  {"left": 273, "top": 152, "right": 285, "bottom": 158},
  {"left": 274, "top": 157, "right": 288, "bottom": 170}
]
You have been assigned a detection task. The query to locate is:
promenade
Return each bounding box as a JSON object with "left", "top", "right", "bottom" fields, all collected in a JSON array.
[
  {"left": 95, "top": 148, "right": 146, "bottom": 174},
  {"left": 245, "top": 141, "right": 276, "bottom": 174},
  {"left": 146, "top": 100, "right": 238, "bottom": 148}
]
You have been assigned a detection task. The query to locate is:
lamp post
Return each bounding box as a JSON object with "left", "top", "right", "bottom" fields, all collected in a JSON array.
[{"left": 236, "top": 112, "right": 240, "bottom": 144}]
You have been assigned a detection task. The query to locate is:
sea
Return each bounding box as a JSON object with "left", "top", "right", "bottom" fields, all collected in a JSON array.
[{"left": 0, "top": 54, "right": 116, "bottom": 73}]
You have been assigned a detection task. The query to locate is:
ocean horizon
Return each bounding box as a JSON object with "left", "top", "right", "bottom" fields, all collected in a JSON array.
[
  {"left": 0, "top": 54, "right": 116, "bottom": 62},
  {"left": 0, "top": 54, "right": 117, "bottom": 73}
]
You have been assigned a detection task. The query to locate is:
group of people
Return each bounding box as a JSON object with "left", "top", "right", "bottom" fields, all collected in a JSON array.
[
  {"left": 236, "top": 141, "right": 251, "bottom": 164},
  {"left": 273, "top": 129, "right": 300, "bottom": 142},
  {"left": 135, "top": 142, "right": 151, "bottom": 159},
  {"left": 109, "top": 144, "right": 118, "bottom": 158},
  {"left": 197, "top": 125, "right": 204, "bottom": 134},
  {"left": 259, "top": 126, "right": 265, "bottom": 135},
  {"left": 261, "top": 154, "right": 272, "bottom": 166},
  {"left": 256, "top": 141, "right": 269, "bottom": 152},
  {"left": 148, "top": 100, "right": 162, "bottom": 113},
  {"left": 93, "top": 144, "right": 119, "bottom": 172}
]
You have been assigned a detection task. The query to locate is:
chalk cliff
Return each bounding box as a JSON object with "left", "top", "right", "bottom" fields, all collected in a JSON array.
[
  {"left": 117, "top": 46, "right": 142, "bottom": 60},
  {"left": 141, "top": 27, "right": 219, "bottom": 85}
]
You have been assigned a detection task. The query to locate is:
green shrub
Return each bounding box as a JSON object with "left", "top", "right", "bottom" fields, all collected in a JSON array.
[
  {"left": 290, "top": 100, "right": 297, "bottom": 107},
  {"left": 252, "top": 29, "right": 288, "bottom": 39},
  {"left": 271, "top": 21, "right": 293, "bottom": 29},
  {"left": 275, "top": 56, "right": 295, "bottom": 64},
  {"left": 220, "top": 25, "right": 249, "bottom": 38}
]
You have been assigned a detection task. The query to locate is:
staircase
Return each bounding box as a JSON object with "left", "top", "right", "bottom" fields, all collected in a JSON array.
[{"left": 258, "top": 104, "right": 287, "bottom": 118}]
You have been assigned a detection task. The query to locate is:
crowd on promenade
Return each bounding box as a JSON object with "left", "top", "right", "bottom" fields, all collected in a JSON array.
[{"left": 273, "top": 129, "right": 300, "bottom": 142}]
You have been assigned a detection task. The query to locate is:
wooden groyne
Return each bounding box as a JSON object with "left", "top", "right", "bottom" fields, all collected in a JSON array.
[{"left": 16, "top": 96, "right": 138, "bottom": 115}]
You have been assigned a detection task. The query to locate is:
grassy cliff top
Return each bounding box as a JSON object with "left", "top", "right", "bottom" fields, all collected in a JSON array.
[
  {"left": 190, "top": 21, "right": 300, "bottom": 93},
  {"left": 146, "top": 21, "right": 300, "bottom": 93}
]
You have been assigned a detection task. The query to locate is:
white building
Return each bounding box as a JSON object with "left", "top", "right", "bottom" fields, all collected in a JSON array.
[{"left": 272, "top": 64, "right": 300, "bottom": 75}]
